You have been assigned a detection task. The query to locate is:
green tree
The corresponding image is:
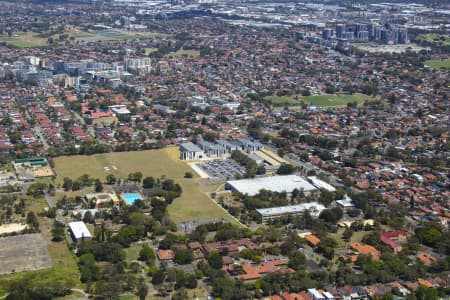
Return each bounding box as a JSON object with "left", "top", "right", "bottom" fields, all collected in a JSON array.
[
  {"left": 174, "top": 248, "right": 193, "bottom": 265},
  {"left": 142, "top": 176, "right": 155, "bottom": 188},
  {"left": 51, "top": 221, "right": 65, "bottom": 242},
  {"left": 128, "top": 172, "right": 143, "bottom": 183},
  {"left": 207, "top": 250, "right": 223, "bottom": 269},
  {"left": 94, "top": 179, "right": 103, "bottom": 192},
  {"left": 151, "top": 269, "right": 165, "bottom": 285},
  {"left": 139, "top": 245, "right": 156, "bottom": 265},
  {"left": 415, "top": 285, "right": 438, "bottom": 300},
  {"left": 288, "top": 251, "right": 306, "bottom": 270},
  {"left": 277, "top": 163, "right": 296, "bottom": 175},
  {"left": 106, "top": 174, "right": 117, "bottom": 185},
  {"left": 136, "top": 281, "right": 148, "bottom": 300},
  {"left": 26, "top": 212, "right": 39, "bottom": 230},
  {"left": 172, "top": 288, "right": 188, "bottom": 300}
]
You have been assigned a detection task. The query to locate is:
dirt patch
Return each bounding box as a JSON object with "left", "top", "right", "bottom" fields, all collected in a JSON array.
[{"left": 0, "top": 234, "right": 52, "bottom": 275}]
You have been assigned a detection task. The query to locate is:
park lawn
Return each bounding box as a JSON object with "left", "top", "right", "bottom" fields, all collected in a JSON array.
[
  {"left": 53, "top": 148, "right": 238, "bottom": 224},
  {"left": 0, "top": 32, "right": 48, "bottom": 48},
  {"left": 303, "top": 93, "right": 373, "bottom": 107},
  {"left": 0, "top": 197, "right": 82, "bottom": 297},
  {"left": 167, "top": 178, "right": 238, "bottom": 224},
  {"left": 424, "top": 60, "right": 450, "bottom": 70},
  {"left": 145, "top": 47, "right": 158, "bottom": 55},
  {"left": 416, "top": 33, "right": 450, "bottom": 46},
  {"left": 266, "top": 95, "right": 302, "bottom": 106}
]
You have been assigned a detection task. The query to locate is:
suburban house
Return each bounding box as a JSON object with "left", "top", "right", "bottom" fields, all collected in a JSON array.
[{"left": 380, "top": 230, "right": 407, "bottom": 253}]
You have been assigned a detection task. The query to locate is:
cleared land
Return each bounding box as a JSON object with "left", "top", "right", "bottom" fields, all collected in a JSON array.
[
  {"left": 0, "top": 197, "right": 82, "bottom": 297},
  {"left": 53, "top": 148, "right": 237, "bottom": 224},
  {"left": 424, "top": 60, "right": 450, "bottom": 70},
  {"left": 92, "top": 116, "right": 118, "bottom": 125},
  {"left": 356, "top": 43, "right": 428, "bottom": 53},
  {"left": 0, "top": 234, "right": 52, "bottom": 275}
]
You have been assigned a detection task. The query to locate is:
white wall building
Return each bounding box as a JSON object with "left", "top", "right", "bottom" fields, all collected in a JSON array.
[{"left": 180, "top": 142, "right": 205, "bottom": 160}]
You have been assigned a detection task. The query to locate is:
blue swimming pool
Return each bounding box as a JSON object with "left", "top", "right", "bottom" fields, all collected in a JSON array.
[{"left": 122, "top": 193, "right": 143, "bottom": 205}]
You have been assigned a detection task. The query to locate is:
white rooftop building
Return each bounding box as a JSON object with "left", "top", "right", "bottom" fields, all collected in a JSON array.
[
  {"left": 336, "top": 194, "right": 355, "bottom": 208},
  {"left": 109, "top": 105, "right": 131, "bottom": 116},
  {"left": 307, "top": 176, "right": 336, "bottom": 192},
  {"left": 226, "top": 175, "right": 317, "bottom": 196},
  {"left": 68, "top": 221, "right": 92, "bottom": 243},
  {"left": 256, "top": 202, "right": 325, "bottom": 223}
]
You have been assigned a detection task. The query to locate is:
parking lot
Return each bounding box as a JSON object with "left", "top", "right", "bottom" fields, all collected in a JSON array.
[{"left": 196, "top": 159, "right": 245, "bottom": 179}]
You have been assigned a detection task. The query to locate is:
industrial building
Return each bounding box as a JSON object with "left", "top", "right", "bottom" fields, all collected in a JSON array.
[
  {"left": 256, "top": 202, "right": 325, "bottom": 223},
  {"left": 226, "top": 175, "right": 317, "bottom": 196}
]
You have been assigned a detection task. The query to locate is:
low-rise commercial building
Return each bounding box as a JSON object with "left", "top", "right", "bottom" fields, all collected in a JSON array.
[{"left": 256, "top": 202, "right": 325, "bottom": 223}]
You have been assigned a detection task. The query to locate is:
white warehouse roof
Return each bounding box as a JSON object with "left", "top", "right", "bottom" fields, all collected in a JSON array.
[
  {"left": 68, "top": 221, "right": 92, "bottom": 239},
  {"left": 227, "top": 175, "right": 316, "bottom": 196},
  {"left": 256, "top": 202, "right": 325, "bottom": 218},
  {"left": 307, "top": 176, "right": 336, "bottom": 192}
]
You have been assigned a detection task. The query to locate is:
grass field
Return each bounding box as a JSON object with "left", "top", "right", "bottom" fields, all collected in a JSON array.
[
  {"left": 304, "top": 93, "right": 373, "bottom": 107},
  {"left": 97, "top": 31, "right": 167, "bottom": 41},
  {"left": 53, "top": 148, "right": 190, "bottom": 182},
  {"left": 0, "top": 197, "right": 82, "bottom": 297},
  {"left": 165, "top": 49, "right": 200, "bottom": 58},
  {"left": 266, "top": 93, "right": 373, "bottom": 108},
  {"left": 53, "top": 148, "right": 237, "bottom": 224},
  {"left": 145, "top": 47, "right": 158, "bottom": 55},
  {"left": 416, "top": 33, "right": 450, "bottom": 46},
  {"left": 0, "top": 32, "right": 48, "bottom": 48},
  {"left": 424, "top": 60, "right": 450, "bottom": 70},
  {"left": 124, "top": 245, "right": 142, "bottom": 263}
]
